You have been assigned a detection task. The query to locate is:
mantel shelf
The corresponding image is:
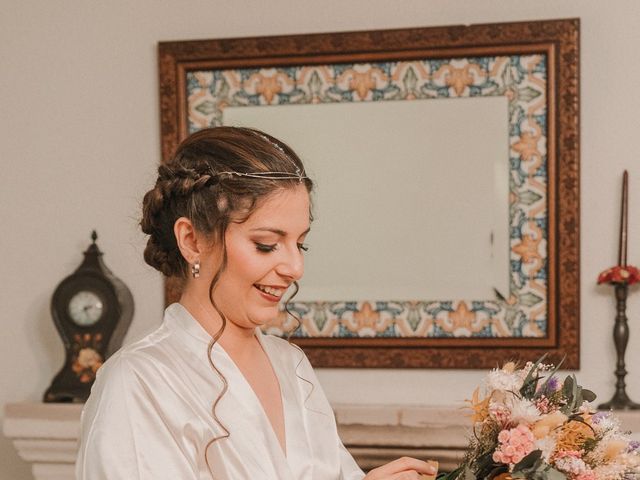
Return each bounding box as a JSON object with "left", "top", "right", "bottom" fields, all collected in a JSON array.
[{"left": 5, "top": 402, "right": 640, "bottom": 479}]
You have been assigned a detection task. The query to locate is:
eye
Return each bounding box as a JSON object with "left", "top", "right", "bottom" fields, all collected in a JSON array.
[
  {"left": 255, "top": 242, "right": 277, "bottom": 253},
  {"left": 297, "top": 243, "right": 309, "bottom": 252}
]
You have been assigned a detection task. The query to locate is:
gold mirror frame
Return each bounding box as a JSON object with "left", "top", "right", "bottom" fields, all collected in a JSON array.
[{"left": 158, "top": 18, "right": 579, "bottom": 368}]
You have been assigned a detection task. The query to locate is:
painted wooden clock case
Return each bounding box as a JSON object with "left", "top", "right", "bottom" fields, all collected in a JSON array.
[{"left": 44, "top": 232, "right": 134, "bottom": 403}]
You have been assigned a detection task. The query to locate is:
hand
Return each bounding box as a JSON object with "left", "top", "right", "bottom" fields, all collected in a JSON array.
[{"left": 363, "top": 457, "right": 438, "bottom": 480}]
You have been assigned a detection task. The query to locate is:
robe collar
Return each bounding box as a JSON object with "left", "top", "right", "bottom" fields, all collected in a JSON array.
[
  {"left": 164, "top": 302, "right": 270, "bottom": 346},
  {"left": 164, "top": 303, "right": 294, "bottom": 478},
  {"left": 164, "top": 302, "right": 213, "bottom": 345}
]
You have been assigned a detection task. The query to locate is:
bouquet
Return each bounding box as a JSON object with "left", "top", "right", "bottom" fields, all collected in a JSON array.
[{"left": 441, "top": 356, "right": 640, "bottom": 480}]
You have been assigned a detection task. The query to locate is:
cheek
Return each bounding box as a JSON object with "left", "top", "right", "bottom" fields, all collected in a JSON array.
[{"left": 224, "top": 247, "right": 268, "bottom": 286}]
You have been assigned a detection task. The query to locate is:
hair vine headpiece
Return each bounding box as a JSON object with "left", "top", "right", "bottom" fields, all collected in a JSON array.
[
  {"left": 254, "top": 131, "right": 286, "bottom": 155},
  {"left": 217, "top": 168, "right": 308, "bottom": 182}
]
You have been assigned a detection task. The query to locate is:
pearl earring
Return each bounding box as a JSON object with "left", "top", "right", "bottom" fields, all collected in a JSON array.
[{"left": 191, "top": 259, "right": 200, "bottom": 279}]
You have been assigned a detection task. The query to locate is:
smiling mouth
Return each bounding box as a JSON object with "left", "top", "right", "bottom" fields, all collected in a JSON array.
[{"left": 254, "top": 284, "right": 286, "bottom": 299}]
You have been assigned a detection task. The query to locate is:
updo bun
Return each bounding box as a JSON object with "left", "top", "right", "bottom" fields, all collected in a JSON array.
[{"left": 140, "top": 127, "right": 312, "bottom": 278}]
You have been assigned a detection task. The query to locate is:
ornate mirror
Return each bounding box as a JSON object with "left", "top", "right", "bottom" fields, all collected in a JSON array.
[{"left": 158, "top": 18, "right": 580, "bottom": 368}]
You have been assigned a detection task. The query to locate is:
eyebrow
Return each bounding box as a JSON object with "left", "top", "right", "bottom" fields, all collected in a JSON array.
[{"left": 250, "top": 227, "right": 311, "bottom": 237}]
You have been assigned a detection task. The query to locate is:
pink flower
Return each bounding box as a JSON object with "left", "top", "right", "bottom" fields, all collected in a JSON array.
[
  {"left": 490, "top": 403, "right": 512, "bottom": 426},
  {"left": 575, "top": 471, "right": 596, "bottom": 480},
  {"left": 535, "top": 396, "right": 552, "bottom": 414},
  {"left": 493, "top": 424, "right": 536, "bottom": 465},
  {"left": 555, "top": 450, "right": 582, "bottom": 459}
]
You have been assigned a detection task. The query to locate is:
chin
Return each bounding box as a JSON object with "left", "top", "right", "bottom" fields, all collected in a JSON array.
[{"left": 248, "top": 308, "right": 279, "bottom": 327}]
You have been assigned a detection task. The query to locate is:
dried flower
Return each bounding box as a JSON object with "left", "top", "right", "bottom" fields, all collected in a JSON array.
[
  {"left": 448, "top": 357, "right": 640, "bottom": 480},
  {"left": 556, "top": 419, "right": 595, "bottom": 453},
  {"left": 493, "top": 424, "right": 536, "bottom": 465},
  {"left": 467, "top": 387, "right": 491, "bottom": 423},
  {"left": 532, "top": 411, "right": 568, "bottom": 439},
  {"left": 487, "top": 368, "right": 524, "bottom": 392},
  {"left": 598, "top": 265, "right": 640, "bottom": 286}
]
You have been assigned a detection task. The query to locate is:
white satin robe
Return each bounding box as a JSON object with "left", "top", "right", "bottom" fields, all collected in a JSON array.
[{"left": 75, "top": 303, "right": 365, "bottom": 480}]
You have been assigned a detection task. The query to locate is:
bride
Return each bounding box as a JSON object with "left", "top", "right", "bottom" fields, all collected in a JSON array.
[{"left": 75, "top": 127, "right": 437, "bottom": 480}]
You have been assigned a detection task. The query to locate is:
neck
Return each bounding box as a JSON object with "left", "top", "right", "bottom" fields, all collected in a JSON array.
[{"left": 179, "top": 288, "right": 257, "bottom": 352}]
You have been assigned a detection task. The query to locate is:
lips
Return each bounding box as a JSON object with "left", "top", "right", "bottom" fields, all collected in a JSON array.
[{"left": 254, "top": 284, "right": 286, "bottom": 300}]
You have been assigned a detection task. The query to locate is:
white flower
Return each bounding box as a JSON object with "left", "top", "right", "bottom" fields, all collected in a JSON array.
[
  {"left": 593, "top": 462, "right": 627, "bottom": 480},
  {"left": 579, "top": 401, "right": 595, "bottom": 415},
  {"left": 506, "top": 397, "right": 542, "bottom": 424},
  {"left": 486, "top": 368, "right": 523, "bottom": 392},
  {"left": 555, "top": 455, "right": 588, "bottom": 475},
  {"left": 595, "top": 414, "right": 622, "bottom": 435},
  {"left": 534, "top": 436, "right": 557, "bottom": 462}
]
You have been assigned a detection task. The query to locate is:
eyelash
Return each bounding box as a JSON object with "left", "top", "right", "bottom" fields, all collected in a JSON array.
[{"left": 255, "top": 242, "right": 309, "bottom": 253}]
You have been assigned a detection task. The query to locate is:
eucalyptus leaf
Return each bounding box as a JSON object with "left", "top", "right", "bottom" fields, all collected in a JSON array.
[
  {"left": 486, "top": 465, "right": 509, "bottom": 479},
  {"left": 570, "top": 375, "right": 579, "bottom": 411},
  {"left": 544, "top": 467, "right": 567, "bottom": 480},
  {"left": 562, "top": 375, "right": 574, "bottom": 398},
  {"left": 463, "top": 466, "right": 477, "bottom": 480},
  {"left": 438, "top": 467, "right": 463, "bottom": 480},
  {"left": 582, "top": 389, "right": 597, "bottom": 402},
  {"left": 561, "top": 375, "right": 575, "bottom": 412},
  {"left": 516, "top": 450, "right": 542, "bottom": 470}
]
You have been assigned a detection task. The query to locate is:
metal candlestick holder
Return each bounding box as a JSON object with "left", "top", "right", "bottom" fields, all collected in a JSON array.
[{"left": 597, "top": 268, "right": 640, "bottom": 410}]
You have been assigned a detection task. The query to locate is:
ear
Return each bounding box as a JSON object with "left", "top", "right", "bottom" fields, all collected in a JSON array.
[{"left": 174, "top": 217, "right": 206, "bottom": 264}]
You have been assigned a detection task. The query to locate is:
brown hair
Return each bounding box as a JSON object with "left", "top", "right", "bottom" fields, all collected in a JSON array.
[
  {"left": 140, "top": 126, "right": 313, "bottom": 278},
  {"left": 140, "top": 126, "right": 313, "bottom": 477}
]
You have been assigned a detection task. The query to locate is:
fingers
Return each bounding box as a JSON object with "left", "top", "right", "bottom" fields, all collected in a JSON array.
[
  {"left": 365, "top": 457, "right": 438, "bottom": 479},
  {"left": 386, "top": 472, "right": 423, "bottom": 480},
  {"left": 381, "top": 470, "right": 438, "bottom": 480}
]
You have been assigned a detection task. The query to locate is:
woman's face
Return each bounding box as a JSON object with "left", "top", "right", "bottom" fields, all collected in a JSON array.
[{"left": 212, "top": 184, "right": 310, "bottom": 328}]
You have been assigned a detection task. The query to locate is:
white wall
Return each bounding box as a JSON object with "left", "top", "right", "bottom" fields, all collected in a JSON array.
[{"left": 2, "top": 0, "right": 639, "bottom": 478}]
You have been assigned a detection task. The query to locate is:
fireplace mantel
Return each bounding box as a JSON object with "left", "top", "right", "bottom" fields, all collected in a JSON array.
[{"left": 4, "top": 402, "right": 640, "bottom": 479}]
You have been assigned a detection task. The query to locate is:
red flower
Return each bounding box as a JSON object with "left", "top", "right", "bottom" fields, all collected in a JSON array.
[{"left": 597, "top": 265, "right": 640, "bottom": 285}]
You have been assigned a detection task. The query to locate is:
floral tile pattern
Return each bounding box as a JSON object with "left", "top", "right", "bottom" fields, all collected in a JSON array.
[{"left": 186, "top": 55, "right": 548, "bottom": 338}]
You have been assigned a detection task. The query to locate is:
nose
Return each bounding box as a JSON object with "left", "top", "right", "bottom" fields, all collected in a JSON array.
[{"left": 276, "top": 245, "right": 304, "bottom": 281}]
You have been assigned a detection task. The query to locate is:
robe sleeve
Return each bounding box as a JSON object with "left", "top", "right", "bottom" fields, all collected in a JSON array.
[
  {"left": 293, "top": 349, "right": 366, "bottom": 480},
  {"left": 75, "top": 353, "right": 198, "bottom": 480},
  {"left": 339, "top": 440, "right": 367, "bottom": 480}
]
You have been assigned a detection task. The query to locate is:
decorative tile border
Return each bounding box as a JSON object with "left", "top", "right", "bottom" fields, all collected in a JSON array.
[{"left": 186, "top": 55, "right": 548, "bottom": 339}]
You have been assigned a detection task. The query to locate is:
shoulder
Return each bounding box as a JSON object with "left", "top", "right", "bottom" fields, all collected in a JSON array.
[
  {"left": 82, "top": 326, "right": 181, "bottom": 428},
  {"left": 91, "top": 324, "right": 173, "bottom": 391}
]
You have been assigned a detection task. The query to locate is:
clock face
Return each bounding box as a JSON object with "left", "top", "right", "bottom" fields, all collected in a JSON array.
[{"left": 68, "top": 290, "right": 104, "bottom": 326}]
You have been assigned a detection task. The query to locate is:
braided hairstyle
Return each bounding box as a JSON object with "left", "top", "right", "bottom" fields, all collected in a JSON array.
[
  {"left": 141, "top": 127, "right": 313, "bottom": 478},
  {"left": 140, "top": 126, "right": 313, "bottom": 278}
]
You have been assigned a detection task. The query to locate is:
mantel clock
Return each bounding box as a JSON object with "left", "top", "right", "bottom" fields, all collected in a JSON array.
[{"left": 44, "top": 231, "right": 134, "bottom": 402}]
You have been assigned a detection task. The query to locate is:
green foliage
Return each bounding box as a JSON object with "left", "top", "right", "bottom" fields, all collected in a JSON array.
[
  {"left": 535, "top": 357, "right": 565, "bottom": 398},
  {"left": 437, "top": 466, "right": 464, "bottom": 480},
  {"left": 445, "top": 355, "right": 605, "bottom": 480},
  {"left": 559, "top": 375, "right": 596, "bottom": 414},
  {"left": 582, "top": 437, "right": 598, "bottom": 453},
  {"left": 513, "top": 450, "right": 542, "bottom": 471},
  {"left": 519, "top": 354, "right": 549, "bottom": 399},
  {"left": 511, "top": 450, "right": 566, "bottom": 480}
]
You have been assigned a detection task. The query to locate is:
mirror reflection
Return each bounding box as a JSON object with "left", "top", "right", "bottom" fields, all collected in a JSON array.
[{"left": 224, "top": 96, "right": 509, "bottom": 302}]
